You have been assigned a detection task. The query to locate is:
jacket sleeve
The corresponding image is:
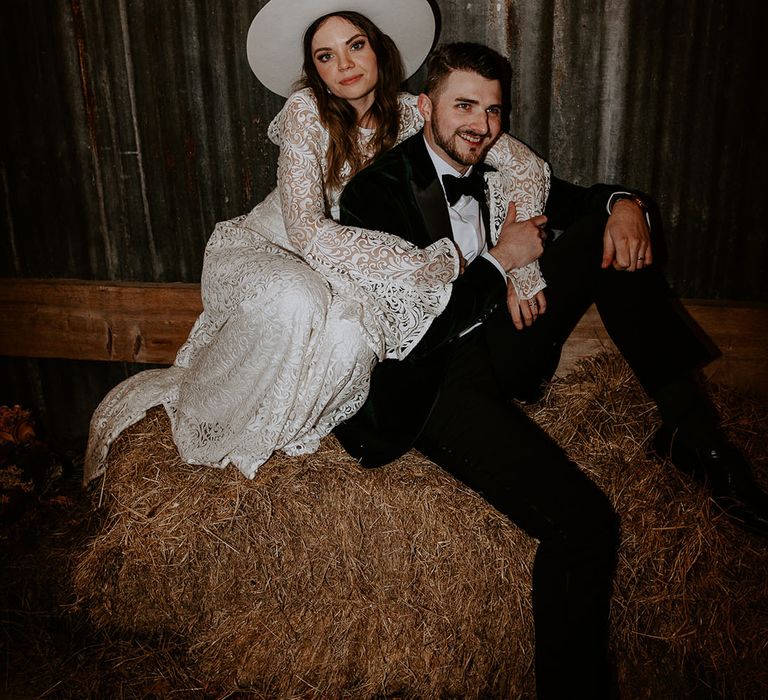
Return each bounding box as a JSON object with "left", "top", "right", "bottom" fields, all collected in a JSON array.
[{"left": 545, "top": 175, "right": 627, "bottom": 230}]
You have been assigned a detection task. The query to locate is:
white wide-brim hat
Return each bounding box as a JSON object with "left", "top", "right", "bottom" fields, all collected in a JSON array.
[{"left": 246, "top": 0, "right": 437, "bottom": 97}]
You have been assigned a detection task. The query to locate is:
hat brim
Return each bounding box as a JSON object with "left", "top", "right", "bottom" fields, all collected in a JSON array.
[{"left": 246, "top": 0, "right": 436, "bottom": 97}]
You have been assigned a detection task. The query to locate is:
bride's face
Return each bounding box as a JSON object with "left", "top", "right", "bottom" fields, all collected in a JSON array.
[{"left": 311, "top": 16, "right": 379, "bottom": 117}]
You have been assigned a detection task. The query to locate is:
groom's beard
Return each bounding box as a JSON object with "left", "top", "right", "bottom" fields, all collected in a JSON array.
[{"left": 430, "top": 110, "right": 494, "bottom": 167}]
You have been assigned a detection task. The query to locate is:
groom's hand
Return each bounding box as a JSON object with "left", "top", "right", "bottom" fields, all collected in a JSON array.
[
  {"left": 602, "top": 199, "right": 652, "bottom": 271},
  {"left": 490, "top": 202, "right": 547, "bottom": 272}
]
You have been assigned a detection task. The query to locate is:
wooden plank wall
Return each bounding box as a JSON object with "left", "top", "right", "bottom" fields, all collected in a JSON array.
[
  {"left": 557, "top": 302, "right": 768, "bottom": 397},
  {"left": 2, "top": 279, "right": 766, "bottom": 397}
]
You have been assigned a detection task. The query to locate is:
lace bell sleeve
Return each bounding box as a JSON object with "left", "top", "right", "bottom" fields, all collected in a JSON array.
[
  {"left": 271, "top": 90, "right": 460, "bottom": 359},
  {"left": 484, "top": 133, "right": 551, "bottom": 300},
  {"left": 273, "top": 91, "right": 458, "bottom": 286}
]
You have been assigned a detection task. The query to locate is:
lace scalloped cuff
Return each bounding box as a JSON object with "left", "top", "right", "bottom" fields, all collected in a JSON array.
[
  {"left": 426, "top": 237, "right": 461, "bottom": 284},
  {"left": 506, "top": 261, "right": 546, "bottom": 300}
]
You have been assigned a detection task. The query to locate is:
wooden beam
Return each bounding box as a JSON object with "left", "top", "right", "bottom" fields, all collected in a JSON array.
[
  {"left": 0, "top": 278, "right": 202, "bottom": 364},
  {"left": 558, "top": 300, "right": 768, "bottom": 396},
  {"left": 1, "top": 277, "right": 767, "bottom": 395}
]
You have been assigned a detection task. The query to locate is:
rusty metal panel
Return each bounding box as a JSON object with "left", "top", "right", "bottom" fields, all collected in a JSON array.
[
  {"left": 1, "top": 0, "right": 767, "bottom": 442},
  {"left": 2, "top": 0, "right": 766, "bottom": 298},
  {"left": 2, "top": 0, "right": 280, "bottom": 283},
  {"left": 434, "top": 0, "right": 768, "bottom": 301}
]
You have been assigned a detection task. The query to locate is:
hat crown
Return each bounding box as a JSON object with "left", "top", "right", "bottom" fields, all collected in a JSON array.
[{"left": 246, "top": 0, "right": 436, "bottom": 97}]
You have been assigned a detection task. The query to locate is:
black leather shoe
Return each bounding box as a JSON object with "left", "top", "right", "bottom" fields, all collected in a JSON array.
[{"left": 652, "top": 425, "right": 768, "bottom": 538}]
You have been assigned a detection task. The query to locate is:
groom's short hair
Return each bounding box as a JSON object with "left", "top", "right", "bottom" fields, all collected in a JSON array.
[{"left": 423, "top": 42, "right": 511, "bottom": 100}]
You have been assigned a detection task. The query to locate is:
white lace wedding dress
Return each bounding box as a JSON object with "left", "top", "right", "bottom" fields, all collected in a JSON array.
[{"left": 84, "top": 90, "right": 550, "bottom": 484}]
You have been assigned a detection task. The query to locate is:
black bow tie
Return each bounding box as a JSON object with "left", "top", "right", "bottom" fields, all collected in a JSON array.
[{"left": 442, "top": 171, "right": 485, "bottom": 206}]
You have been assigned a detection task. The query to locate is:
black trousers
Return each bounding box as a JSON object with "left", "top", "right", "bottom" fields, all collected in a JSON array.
[
  {"left": 414, "top": 213, "right": 712, "bottom": 698},
  {"left": 416, "top": 327, "right": 619, "bottom": 699}
]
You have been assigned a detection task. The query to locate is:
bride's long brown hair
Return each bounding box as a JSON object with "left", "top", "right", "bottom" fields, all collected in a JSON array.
[{"left": 300, "top": 11, "right": 404, "bottom": 195}]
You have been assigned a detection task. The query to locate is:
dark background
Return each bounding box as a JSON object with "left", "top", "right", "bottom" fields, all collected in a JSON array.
[{"left": 1, "top": 0, "right": 767, "bottom": 444}]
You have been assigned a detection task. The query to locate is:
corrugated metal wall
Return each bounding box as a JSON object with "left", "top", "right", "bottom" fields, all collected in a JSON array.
[
  {"left": 1, "top": 0, "right": 766, "bottom": 441},
  {"left": 2, "top": 0, "right": 282, "bottom": 283}
]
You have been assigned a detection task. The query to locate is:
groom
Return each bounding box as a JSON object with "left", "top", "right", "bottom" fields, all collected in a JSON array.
[{"left": 334, "top": 42, "right": 768, "bottom": 698}]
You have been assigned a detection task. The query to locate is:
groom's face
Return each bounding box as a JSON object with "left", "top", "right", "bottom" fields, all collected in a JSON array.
[{"left": 418, "top": 69, "right": 503, "bottom": 174}]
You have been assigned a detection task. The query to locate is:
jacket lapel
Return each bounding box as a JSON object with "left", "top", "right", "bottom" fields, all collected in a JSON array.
[{"left": 402, "top": 134, "right": 454, "bottom": 246}]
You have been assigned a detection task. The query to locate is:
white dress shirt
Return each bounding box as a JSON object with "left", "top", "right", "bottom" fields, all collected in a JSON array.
[
  {"left": 423, "top": 137, "right": 506, "bottom": 279},
  {"left": 423, "top": 137, "right": 507, "bottom": 336}
]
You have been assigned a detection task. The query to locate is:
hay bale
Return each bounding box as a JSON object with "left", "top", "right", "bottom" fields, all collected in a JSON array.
[
  {"left": 74, "top": 353, "right": 768, "bottom": 698},
  {"left": 75, "top": 417, "right": 535, "bottom": 697}
]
